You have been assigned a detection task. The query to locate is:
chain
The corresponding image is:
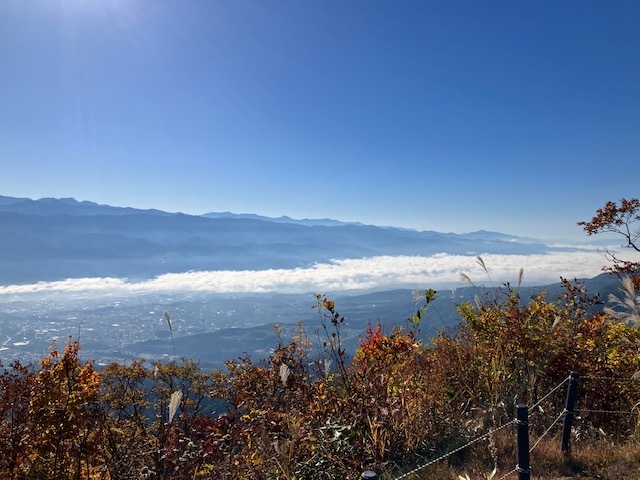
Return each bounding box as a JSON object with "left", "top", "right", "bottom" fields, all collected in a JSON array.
[
  {"left": 577, "top": 408, "right": 635, "bottom": 415},
  {"left": 581, "top": 375, "right": 636, "bottom": 382}
]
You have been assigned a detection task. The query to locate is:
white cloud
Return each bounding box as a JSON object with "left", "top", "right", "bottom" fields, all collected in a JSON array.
[{"left": 0, "top": 250, "right": 618, "bottom": 298}]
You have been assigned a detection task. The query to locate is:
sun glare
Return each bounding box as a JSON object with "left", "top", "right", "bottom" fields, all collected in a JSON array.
[{"left": 52, "top": 0, "right": 142, "bottom": 29}]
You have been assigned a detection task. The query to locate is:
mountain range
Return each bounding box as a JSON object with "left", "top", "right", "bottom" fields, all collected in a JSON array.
[
  {"left": 201, "top": 211, "right": 365, "bottom": 227},
  {"left": 0, "top": 195, "right": 622, "bottom": 368},
  {"left": 0, "top": 195, "right": 574, "bottom": 285}
]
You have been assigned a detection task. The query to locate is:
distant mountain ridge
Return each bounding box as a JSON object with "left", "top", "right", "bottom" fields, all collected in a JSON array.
[
  {"left": 0, "top": 196, "right": 524, "bottom": 238},
  {"left": 0, "top": 195, "right": 526, "bottom": 238},
  {"left": 0, "top": 195, "right": 369, "bottom": 227},
  {"left": 201, "top": 211, "right": 365, "bottom": 227},
  {"left": 0, "top": 195, "right": 173, "bottom": 216},
  {"left": 0, "top": 195, "right": 573, "bottom": 285}
]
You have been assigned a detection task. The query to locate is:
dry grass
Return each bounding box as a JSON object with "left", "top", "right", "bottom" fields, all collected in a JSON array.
[
  {"left": 385, "top": 431, "right": 640, "bottom": 480},
  {"left": 565, "top": 441, "right": 640, "bottom": 480}
]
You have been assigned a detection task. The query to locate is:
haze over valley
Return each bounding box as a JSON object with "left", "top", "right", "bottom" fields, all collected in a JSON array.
[{"left": 0, "top": 195, "right": 632, "bottom": 368}]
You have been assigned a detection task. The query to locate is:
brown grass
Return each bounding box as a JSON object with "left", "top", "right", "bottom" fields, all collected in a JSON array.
[{"left": 385, "top": 431, "right": 640, "bottom": 480}]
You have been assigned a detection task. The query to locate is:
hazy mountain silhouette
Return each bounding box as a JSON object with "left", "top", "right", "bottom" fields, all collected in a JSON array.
[
  {"left": 0, "top": 195, "right": 173, "bottom": 216},
  {"left": 0, "top": 195, "right": 576, "bottom": 284},
  {"left": 201, "top": 211, "right": 365, "bottom": 227}
]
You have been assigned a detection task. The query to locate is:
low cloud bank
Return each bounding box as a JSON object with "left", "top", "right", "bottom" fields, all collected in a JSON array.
[{"left": 0, "top": 251, "right": 614, "bottom": 298}]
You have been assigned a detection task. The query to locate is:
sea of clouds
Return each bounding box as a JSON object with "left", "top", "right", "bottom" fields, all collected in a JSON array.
[{"left": 0, "top": 249, "right": 628, "bottom": 298}]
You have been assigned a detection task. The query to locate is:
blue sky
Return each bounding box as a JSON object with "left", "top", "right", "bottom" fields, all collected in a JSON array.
[{"left": 1, "top": 0, "right": 639, "bottom": 241}]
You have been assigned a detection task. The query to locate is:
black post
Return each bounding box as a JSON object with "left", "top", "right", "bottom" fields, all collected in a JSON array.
[
  {"left": 361, "top": 471, "right": 378, "bottom": 480},
  {"left": 561, "top": 371, "right": 580, "bottom": 458},
  {"left": 516, "top": 404, "right": 530, "bottom": 480}
]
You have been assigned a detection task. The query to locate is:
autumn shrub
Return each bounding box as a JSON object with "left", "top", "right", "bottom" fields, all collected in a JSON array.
[
  {"left": 99, "top": 359, "right": 154, "bottom": 477},
  {"left": 429, "top": 279, "right": 640, "bottom": 447},
  {"left": 25, "top": 339, "right": 102, "bottom": 479},
  {"left": 99, "top": 357, "right": 217, "bottom": 479},
  {"left": 0, "top": 360, "right": 36, "bottom": 476},
  {"left": 197, "top": 321, "right": 357, "bottom": 479},
  {"left": 350, "top": 324, "right": 448, "bottom": 463},
  {"left": 568, "top": 315, "right": 640, "bottom": 439}
]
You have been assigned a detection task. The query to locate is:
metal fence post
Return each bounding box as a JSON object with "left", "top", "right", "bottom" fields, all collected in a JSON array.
[
  {"left": 516, "top": 404, "right": 530, "bottom": 480},
  {"left": 561, "top": 371, "right": 580, "bottom": 458}
]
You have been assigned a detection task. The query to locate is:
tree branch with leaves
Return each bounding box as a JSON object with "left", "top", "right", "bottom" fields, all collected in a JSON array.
[{"left": 578, "top": 197, "right": 640, "bottom": 280}]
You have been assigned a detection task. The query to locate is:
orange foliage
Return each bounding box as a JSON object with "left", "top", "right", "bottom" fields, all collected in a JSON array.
[
  {"left": 0, "top": 284, "right": 638, "bottom": 479},
  {"left": 578, "top": 197, "right": 640, "bottom": 276},
  {"left": 27, "top": 339, "right": 103, "bottom": 479}
]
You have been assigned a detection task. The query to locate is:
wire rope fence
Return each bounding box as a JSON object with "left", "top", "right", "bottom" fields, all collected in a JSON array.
[
  {"left": 360, "top": 371, "right": 640, "bottom": 480},
  {"left": 389, "top": 419, "right": 518, "bottom": 480}
]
